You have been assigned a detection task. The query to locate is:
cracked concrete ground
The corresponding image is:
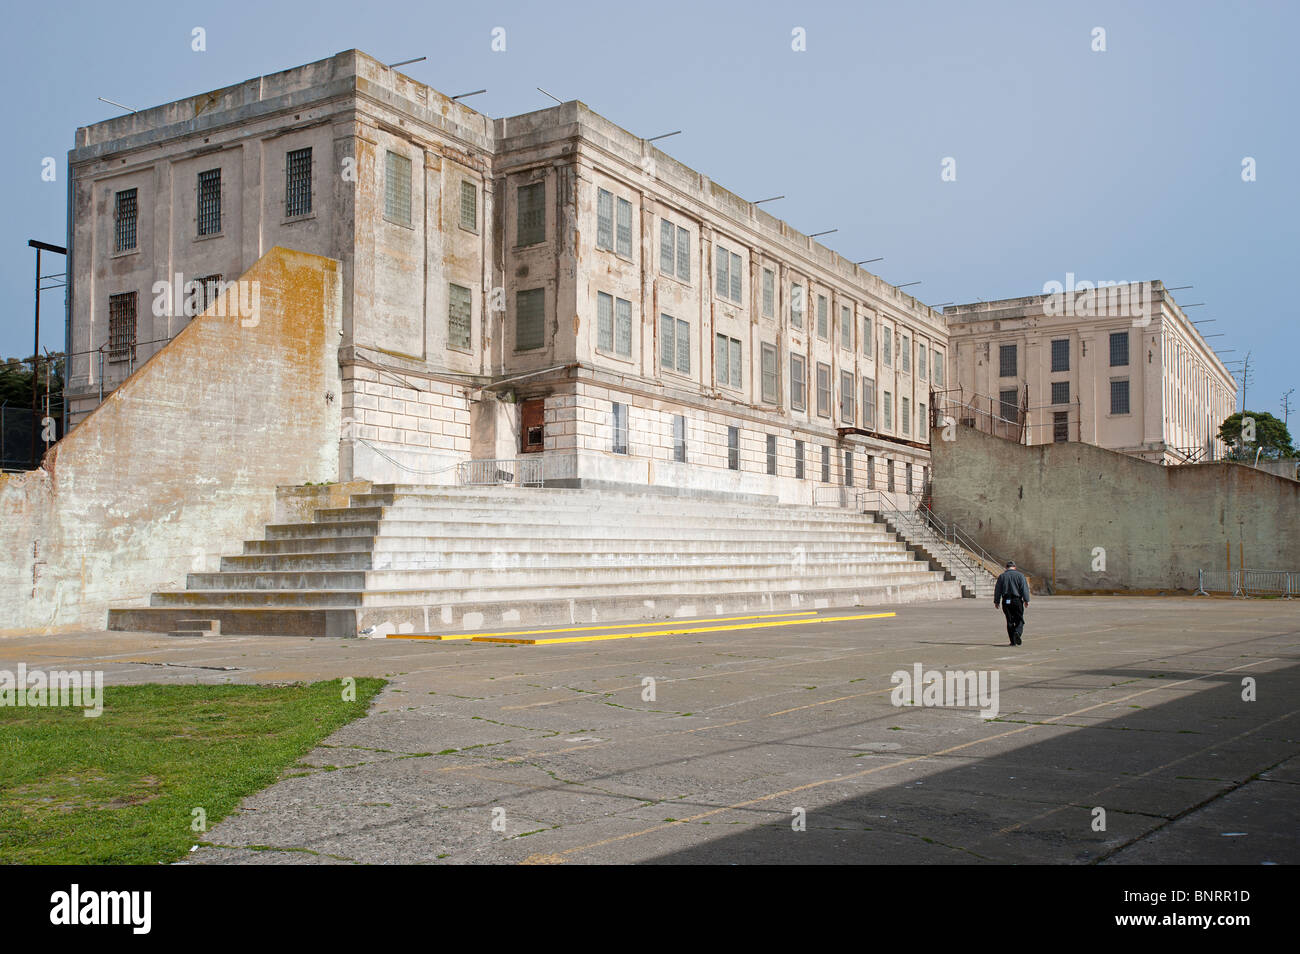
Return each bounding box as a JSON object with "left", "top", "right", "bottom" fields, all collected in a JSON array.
[{"left": 2, "top": 596, "right": 1296, "bottom": 864}]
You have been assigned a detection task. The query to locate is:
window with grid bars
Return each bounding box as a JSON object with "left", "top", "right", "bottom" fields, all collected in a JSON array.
[
  {"left": 517, "top": 181, "right": 545, "bottom": 246},
  {"left": 905, "top": 462, "right": 913, "bottom": 494},
  {"left": 659, "top": 220, "right": 690, "bottom": 280},
  {"left": 612, "top": 402, "right": 629, "bottom": 454},
  {"left": 715, "top": 334, "right": 742, "bottom": 389},
  {"left": 1051, "top": 381, "right": 1070, "bottom": 405},
  {"left": 795, "top": 439, "right": 805, "bottom": 480},
  {"left": 460, "top": 181, "right": 477, "bottom": 231},
  {"left": 114, "top": 189, "right": 137, "bottom": 252},
  {"left": 999, "top": 344, "right": 1017, "bottom": 378},
  {"left": 384, "top": 152, "right": 411, "bottom": 226},
  {"left": 863, "top": 377, "right": 876, "bottom": 428},
  {"left": 866, "top": 454, "right": 875, "bottom": 490},
  {"left": 108, "top": 292, "right": 137, "bottom": 361},
  {"left": 840, "top": 305, "right": 852, "bottom": 350},
  {"left": 762, "top": 269, "right": 775, "bottom": 317},
  {"left": 615, "top": 197, "right": 632, "bottom": 257},
  {"left": 761, "top": 343, "right": 778, "bottom": 403},
  {"left": 902, "top": 334, "right": 911, "bottom": 373},
  {"left": 1054, "top": 411, "right": 1069, "bottom": 442},
  {"left": 919, "top": 402, "right": 926, "bottom": 433},
  {"left": 790, "top": 354, "right": 806, "bottom": 411},
  {"left": 597, "top": 292, "right": 632, "bottom": 357},
  {"left": 1109, "top": 331, "right": 1129, "bottom": 367},
  {"left": 715, "top": 245, "right": 743, "bottom": 302},
  {"left": 449, "top": 284, "right": 472, "bottom": 352},
  {"left": 1000, "top": 388, "right": 1019, "bottom": 423},
  {"left": 1110, "top": 379, "right": 1130, "bottom": 415},
  {"left": 863, "top": 315, "right": 872, "bottom": 356},
  {"left": 660, "top": 314, "right": 690, "bottom": 374},
  {"left": 191, "top": 274, "right": 224, "bottom": 316},
  {"left": 816, "top": 295, "right": 828, "bottom": 339},
  {"left": 883, "top": 391, "right": 892, "bottom": 430},
  {"left": 285, "top": 148, "right": 313, "bottom": 217},
  {"left": 728, "top": 426, "right": 740, "bottom": 470},
  {"left": 902, "top": 396, "right": 911, "bottom": 435},
  {"left": 816, "top": 362, "right": 831, "bottom": 418},
  {"left": 843, "top": 450, "right": 853, "bottom": 487},
  {"left": 197, "top": 169, "right": 221, "bottom": 236},
  {"left": 515, "top": 288, "right": 545, "bottom": 351},
  {"left": 790, "top": 284, "right": 804, "bottom": 328},
  {"left": 767, "top": 434, "right": 777, "bottom": 475},
  {"left": 673, "top": 414, "right": 687, "bottom": 462},
  {"left": 933, "top": 351, "right": 944, "bottom": 386},
  {"left": 882, "top": 327, "right": 892, "bottom": 367},
  {"left": 1051, "top": 338, "right": 1069, "bottom": 372},
  {"left": 597, "top": 189, "right": 614, "bottom": 250},
  {"left": 840, "top": 370, "right": 855, "bottom": 424},
  {"left": 918, "top": 343, "right": 927, "bottom": 379},
  {"left": 821, "top": 445, "right": 830, "bottom": 483}
]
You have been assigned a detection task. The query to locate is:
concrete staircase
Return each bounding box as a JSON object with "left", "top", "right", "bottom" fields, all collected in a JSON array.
[
  {"left": 108, "top": 485, "right": 963, "bottom": 637},
  {"left": 869, "top": 508, "right": 999, "bottom": 599}
]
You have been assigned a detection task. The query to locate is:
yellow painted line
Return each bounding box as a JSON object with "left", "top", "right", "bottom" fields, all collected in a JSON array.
[
  {"left": 385, "top": 610, "right": 818, "bottom": 641},
  {"left": 475, "top": 612, "right": 896, "bottom": 645}
]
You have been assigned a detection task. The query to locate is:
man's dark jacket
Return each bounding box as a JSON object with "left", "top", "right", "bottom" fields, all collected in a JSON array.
[{"left": 994, "top": 569, "right": 1031, "bottom": 606}]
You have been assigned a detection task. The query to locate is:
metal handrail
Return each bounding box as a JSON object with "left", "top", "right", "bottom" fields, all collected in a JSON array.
[
  {"left": 457, "top": 457, "right": 544, "bottom": 487},
  {"left": 857, "top": 490, "right": 996, "bottom": 595}
]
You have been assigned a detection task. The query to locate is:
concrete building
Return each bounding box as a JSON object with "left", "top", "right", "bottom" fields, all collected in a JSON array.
[
  {"left": 941, "top": 282, "right": 1236, "bottom": 463},
  {"left": 64, "top": 49, "right": 946, "bottom": 504}
]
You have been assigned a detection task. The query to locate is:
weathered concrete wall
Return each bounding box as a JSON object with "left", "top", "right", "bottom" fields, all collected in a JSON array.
[
  {"left": 0, "top": 248, "right": 342, "bottom": 634},
  {"left": 930, "top": 425, "right": 1300, "bottom": 592}
]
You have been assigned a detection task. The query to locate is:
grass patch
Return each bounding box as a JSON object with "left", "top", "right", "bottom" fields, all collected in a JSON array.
[{"left": 0, "top": 678, "right": 385, "bottom": 864}]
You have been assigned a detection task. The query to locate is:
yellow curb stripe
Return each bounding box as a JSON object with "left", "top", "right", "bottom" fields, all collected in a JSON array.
[
  {"left": 385, "top": 610, "right": 818, "bottom": 641},
  {"left": 475, "top": 612, "right": 896, "bottom": 645}
]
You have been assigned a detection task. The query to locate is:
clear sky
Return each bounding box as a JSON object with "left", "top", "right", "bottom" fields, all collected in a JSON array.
[{"left": 2, "top": 0, "right": 1295, "bottom": 422}]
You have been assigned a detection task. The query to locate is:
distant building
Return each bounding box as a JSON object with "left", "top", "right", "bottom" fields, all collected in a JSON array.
[
  {"left": 941, "top": 282, "right": 1236, "bottom": 463},
  {"left": 64, "top": 49, "right": 944, "bottom": 502}
]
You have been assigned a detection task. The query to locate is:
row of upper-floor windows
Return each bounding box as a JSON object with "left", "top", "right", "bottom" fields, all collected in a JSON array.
[{"left": 996, "top": 333, "right": 1130, "bottom": 378}]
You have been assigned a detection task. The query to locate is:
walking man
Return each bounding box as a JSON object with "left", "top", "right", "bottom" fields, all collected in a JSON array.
[{"left": 994, "top": 560, "right": 1030, "bottom": 646}]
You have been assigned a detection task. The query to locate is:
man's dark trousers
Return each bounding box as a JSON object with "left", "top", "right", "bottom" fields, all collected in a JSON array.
[{"left": 1002, "top": 598, "right": 1024, "bottom": 645}]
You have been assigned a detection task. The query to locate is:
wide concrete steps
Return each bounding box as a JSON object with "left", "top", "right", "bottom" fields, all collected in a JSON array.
[{"left": 109, "top": 484, "right": 963, "bottom": 636}]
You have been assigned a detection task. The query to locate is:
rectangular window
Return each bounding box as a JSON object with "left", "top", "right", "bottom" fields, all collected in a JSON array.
[
  {"left": 285, "top": 147, "right": 313, "bottom": 217},
  {"left": 761, "top": 343, "right": 778, "bottom": 404},
  {"left": 673, "top": 414, "right": 687, "bottom": 462},
  {"left": 516, "top": 288, "right": 545, "bottom": 351},
  {"left": 1111, "top": 379, "right": 1131, "bottom": 415},
  {"left": 676, "top": 226, "right": 689, "bottom": 280},
  {"left": 384, "top": 152, "right": 411, "bottom": 227},
  {"left": 840, "top": 369, "right": 855, "bottom": 424},
  {"left": 887, "top": 459, "right": 895, "bottom": 492},
  {"left": 1000, "top": 388, "right": 1019, "bottom": 423},
  {"left": 919, "top": 402, "right": 927, "bottom": 433},
  {"left": 448, "top": 283, "right": 472, "bottom": 352},
  {"left": 918, "top": 344, "right": 927, "bottom": 380},
  {"left": 840, "top": 305, "right": 852, "bottom": 350},
  {"left": 762, "top": 269, "right": 775, "bottom": 317},
  {"left": 197, "top": 168, "right": 221, "bottom": 236},
  {"left": 816, "top": 362, "right": 832, "bottom": 418},
  {"left": 933, "top": 351, "right": 944, "bottom": 387},
  {"left": 597, "top": 293, "right": 632, "bottom": 357},
  {"left": 882, "top": 327, "right": 892, "bottom": 367},
  {"left": 1054, "top": 411, "right": 1069, "bottom": 442},
  {"left": 790, "top": 354, "right": 806, "bottom": 411},
  {"left": 816, "top": 295, "right": 828, "bottom": 339},
  {"left": 766, "top": 434, "right": 777, "bottom": 475},
  {"left": 730, "top": 251, "right": 742, "bottom": 302},
  {"left": 790, "top": 284, "right": 804, "bottom": 328},
  {"left": 905, "top": 462, "right": 913, "bottom": 494},
  {"left": 902, "top": 396, "right": 911, "bottom": 435},
  {"left": 194, "top": 274, "right": 223, "bottom": 315},
  {"left": 108, "top": 292, "right": 137, "bottom": 361},
  {"left": 1051, "top": 338, "right": 1069, "bottom": 372},
  {"left": 715, "top": 246, "right": 743, "bottom": 302},
  {"left": 616, "top": 197, "right": 633, "bottom": 257},
  {"left": 821, "top": 445, "right": 830, "bottom": 483},
  {"left": 728, "top": 426, "right": 740, "bottom": 470},
  {"left": 902, "top": 335, "right": 911, "bottom": 373},
  {"left": 460, "top": 181, "right": 477, "bottom": 231},
  {"left": 612, "top": 402, "right": 629, "bottom": 454},
  {"left": 659, "top": 218, "right": 673, "bottom": 273},
  {"left": 597, "top": 189, "right": 614, "bottom": 251},
  {"left": 863, "top": 377, "right": 876, "bottom": 428},
  {"left": 517, "top": 181, "right": 545, "bottom": 246},
  {"left": 597, "top": 292, "right": 613, "bottom": 352},
  {"left": 863, "top": 315, "right": 872, "bottom": 357},
  {"left": 715, "top": 334, "right": 742, "bottom": 389},
  {"left": 1051, "top": 381, "right": 1070, "bottom": 405},
  {"left": 867, "top": 455, "right": 875, "bottom": 490},
  {"left": 615, "top": 297, "right": 632, "bottom": 356},
  {"left": 843, "top": 450, "right": 853, "bottom": 487},
  {"left": 795, "top": 439, "right": 805, "bottom": 479},
  {"left": 114, "top": 188, "right": 137, "bottom": 251},
  {"left": 999, "top": 343, "right": 1017, "bottom": 378},
  {"left": 1110, "top": 331, "right": 1129, "bottom": 367},
  {"left": 660, "top": 314, "right": 690, "bottom": 374},
  {"left": 883, "top": 391, "right": 892, "bottom": 430}
]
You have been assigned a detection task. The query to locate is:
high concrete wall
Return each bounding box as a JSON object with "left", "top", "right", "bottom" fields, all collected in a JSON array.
[
  {"left": 929, "top": 425, "right": 1300, "bottom": 592},
  {"left": 0, "top": 248, "right": 342, "bottom": 634}
]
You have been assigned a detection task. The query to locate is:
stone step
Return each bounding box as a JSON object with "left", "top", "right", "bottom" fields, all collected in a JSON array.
[
  {"left": 264, "top": 519, "right": 896, "bottom": 542},
  {"left": 320, "top": 497, "right": 879, "bottom": 523}
]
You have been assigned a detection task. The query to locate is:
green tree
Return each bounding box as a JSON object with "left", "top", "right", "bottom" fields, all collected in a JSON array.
[{"left": 1218, "top": 410, "right": 1294, "bottom": 461}]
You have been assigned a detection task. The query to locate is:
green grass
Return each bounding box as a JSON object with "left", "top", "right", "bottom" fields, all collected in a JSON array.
[{"left": 0, "top": 678, "right": 385, "bottom": 864}]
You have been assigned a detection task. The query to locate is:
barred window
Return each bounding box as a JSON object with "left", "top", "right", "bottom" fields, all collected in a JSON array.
[
  {"left": 191, "top": 274, "right": 224, "bottom": 316},
  {"left": 516, "top": 288, "right": 545, "bottom": 351},
  {"left": 384, "top": 151, "right": 412, "bottom": 226},
  {"left": 762, "top": 269, "right": 775, "bottom": 317},
  {"left": 863, "top": 377, "right": 876, "bottom": 428},
  {"left": 919, "top": 402, "right": 927, "bottom": 433},
  {"left": 449, "top": 283, "right": 472, "bottom": 352},
  {"left": 675, "top": 225, "right": 689, "bottom": 280},
  {"left": 614, "top": 297, "right": 632, "bottom": 356},
  {"left": 1051, "top": 381, "right": 1070, "bottom": 405},
  {"left": 1051, "top": 338, "right": 1069, "bottom": 372},
  {"left": 1054, "top": 410, "right": 1069, "bottom": 442},
  {"left": 597, "top": 292, "right": 633, "bottom": 356},
  {"left": 114, "top": 188, "right": 137, "bottom": 252},
  {"left": 197, "top": 169, "right": 222, "bottom": 236},
  {"left": 285, "top": 147, "right": 313, "bottom": 217},
  {"left": 767, "top": 434, "right": 777, "bottom": 475},
  {"left": 1110, "top": 379, "right": 1131, "bottom": 415},
  {"left": 902, "top": 396, "right": 911, "bottom": 435},
  {"left": 840, "top": 305, "right": 852, "bottom": 350},
  {"left": 659, "top": 218, "right": 673, "bottom": 272},
  {"left": 795, "top": 439, "right": 805, "bottom": 480},
  {"left": 517, "top": 181, "right": 545, "bottom": 246},
  {"left": 790, "top": 353, "right": 806, "bottom": 411},
  {"left": 863, "top": 315, "right": 872, "bottom": 357},
  {"left": 1109, "top": 331, "right": 1129, "bottom": 367},
  {"left": 816, "top": 295, "right": 828, "bottom": 339},
  {"left": 715, "top": 245, "right": 743, "bottom": 302},
  {"left": 673, "top": 414, "right": 687, "bottom": 462},
  {"left": 902, "top": 334, "right": 911, "bottom": 373},
  {"left": 843, "top": 450, "right": 853, "bottom": 487},
  {"left": 999, "top": 343, "right": 1017, "bottom": 378},
  {"left": 660, "top": 314, "right": 690, "bottom": 374},
  {"left": 108, "top": 292, "right": 137, "bottom": 362},
  {"left": 816, "top": 362, "right": 832, "bottom": 418},
  {"left": 612, "top": 402, "right": 629, "bottom": 454},
  {"left": 790, "top": 284, "right": 804, "bottom": 328},
  {"left": 715, "top": 334, "right": 742, "bottom": 389},
  {"left": 883, "top": 390, "right": 892, "bottom": 429},
  {"left": 597, "top": 189, "right": 614, "bottom": 250},
  {"left": 460, "top": 181, "right": 477, "bottom": 231},
  {"left": 918, "top": 343, "right": 927, "bottom": 379},
  {"left": 821, "top": 445, "right": 830, "bottom": 483},
  {"left": 866, "top": 454, "right": 875, "bottom": 490},
  {"left": 728, "top": 426, "right": 740, "bottom": 470},
  {"left": 761, "top": 342, "right": 778, "bottom": 404},
  {"left": 840, "top": 369, "right": 855, "bottom": 424},
  {"left": 1000, "top": 388, "right": 1019, "bottom": 423},
  {"left": 933, "top": 351, "right": 944, "bottom": 386},
  {"left": 615, "top": 197, "right": 633, "bottom": 258},
  {"left": 882, "top": 327, "right": 892, "bottom": 367}
]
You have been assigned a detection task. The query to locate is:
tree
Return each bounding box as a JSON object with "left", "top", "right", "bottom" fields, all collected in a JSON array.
[{"left": 1218, "top": 410, "right": 1295, "bottom": 461}]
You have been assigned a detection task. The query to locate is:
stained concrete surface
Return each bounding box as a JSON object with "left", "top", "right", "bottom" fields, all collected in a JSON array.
[{"left": 1, "top": 596, "right": 1295, "bottom": 864}]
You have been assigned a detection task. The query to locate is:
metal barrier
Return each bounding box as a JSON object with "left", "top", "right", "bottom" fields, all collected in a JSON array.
[
  {"left": 457, "top": 457, "right": 544, "bottom": 487},
  {"left": 1195, "top": 569, "right": 1295, "bottom": 598}
]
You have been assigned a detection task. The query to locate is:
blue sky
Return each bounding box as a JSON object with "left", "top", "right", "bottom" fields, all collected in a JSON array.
[{"left": 2, "top": 0, "right": 1295, "bottom": 422}]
